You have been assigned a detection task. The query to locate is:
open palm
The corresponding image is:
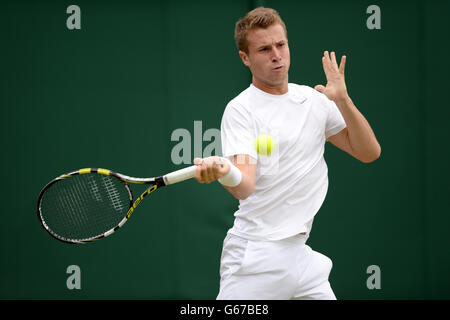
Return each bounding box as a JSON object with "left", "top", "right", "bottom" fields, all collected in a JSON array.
[{"left": 315, "top": 51, "right": 348, "bottom": 102}]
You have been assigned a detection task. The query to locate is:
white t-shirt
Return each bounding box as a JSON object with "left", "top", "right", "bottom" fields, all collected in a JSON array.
[{"left": 220, "top": 83, "right": 346, "bottom": 241}]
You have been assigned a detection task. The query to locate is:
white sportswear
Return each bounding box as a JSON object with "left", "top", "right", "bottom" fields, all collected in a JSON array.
[{"left": 220, "top": 83, "right": 346, "bottom": 240}]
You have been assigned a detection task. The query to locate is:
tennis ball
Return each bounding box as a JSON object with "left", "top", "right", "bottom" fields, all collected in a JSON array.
[{"left": 255, "top": 134, "right": 274, "bottom": 156}]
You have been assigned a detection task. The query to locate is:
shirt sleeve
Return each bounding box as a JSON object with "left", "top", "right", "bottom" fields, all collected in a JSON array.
[
  {"left": 324, "top": 96, "right": 347, "bottom": 139},
  {"left": 220, "top": 101, "right": 258, "bottom": 160}
]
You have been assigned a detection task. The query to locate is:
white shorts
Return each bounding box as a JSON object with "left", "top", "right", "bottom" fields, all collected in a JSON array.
[{"left": 216, "top": 232, "right": 336, "bottom": 300}]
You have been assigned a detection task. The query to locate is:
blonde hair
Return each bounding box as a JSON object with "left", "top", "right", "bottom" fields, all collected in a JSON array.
[{"left": 234, "top": 7, "right": 287, "bottom": 53}]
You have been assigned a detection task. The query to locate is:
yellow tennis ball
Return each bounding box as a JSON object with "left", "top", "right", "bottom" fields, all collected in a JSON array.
[{"left": 255, "top": 134, "right": 274, "bottom": 156}]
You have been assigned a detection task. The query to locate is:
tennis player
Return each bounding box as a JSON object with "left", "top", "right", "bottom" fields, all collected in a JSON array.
[{"left": 193, "top": 7, "right": 381, "bottom": 300}]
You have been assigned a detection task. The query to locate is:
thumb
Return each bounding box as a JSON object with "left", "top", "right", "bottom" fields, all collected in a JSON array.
[
  {"left": 314, "top": 84, "right": 326, "bottom": 92},
  {"left": 193, "top": 158, "right": 203, "bottom": 165},
  {"left": 216, "top": 157, "right": 230, "bottom": 175}
]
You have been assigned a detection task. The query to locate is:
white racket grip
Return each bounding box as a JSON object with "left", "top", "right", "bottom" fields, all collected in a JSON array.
[{"left": 163, "top": 165, "right": 197, "bottom": 185}]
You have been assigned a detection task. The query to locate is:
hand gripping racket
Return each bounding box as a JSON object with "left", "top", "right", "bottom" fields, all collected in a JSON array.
[{"left": 37, "top": 166, "right": 196, "bottom": 244}]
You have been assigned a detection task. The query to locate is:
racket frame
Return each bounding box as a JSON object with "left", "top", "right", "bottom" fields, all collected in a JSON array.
[{"left": 36, "top": 168, "right": 166, "bottom": 244}]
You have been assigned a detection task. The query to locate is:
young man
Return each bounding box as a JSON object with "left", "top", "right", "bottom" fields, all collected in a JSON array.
[{"left": 193, "top": 7, "right": 380, "bottom": 299}]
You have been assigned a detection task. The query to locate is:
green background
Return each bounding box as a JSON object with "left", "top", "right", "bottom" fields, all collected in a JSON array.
[{"left": 1, "top": 0, "right": 449, "bottom": 299}]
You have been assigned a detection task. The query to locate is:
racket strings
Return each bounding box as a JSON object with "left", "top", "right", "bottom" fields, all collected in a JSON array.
[
  {"left": 40, "top": 174, "right": 131, "bottom": 241},
  {"left": 103, "top": 177, "right": 125, "bottom": 212}
]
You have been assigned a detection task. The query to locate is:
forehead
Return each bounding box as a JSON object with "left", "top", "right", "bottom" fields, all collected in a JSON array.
[{"left": 247, "top": 24, "right": 287, "bottom": 48}]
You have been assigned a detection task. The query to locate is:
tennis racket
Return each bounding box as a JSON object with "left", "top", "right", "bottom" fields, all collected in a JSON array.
[{"left": 37, "top": 166, "right": 197, "bottom": 244}]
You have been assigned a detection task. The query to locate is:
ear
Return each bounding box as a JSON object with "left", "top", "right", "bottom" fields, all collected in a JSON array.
[{"left": 239, "top": 50, "right": 250, "bottom": 67}]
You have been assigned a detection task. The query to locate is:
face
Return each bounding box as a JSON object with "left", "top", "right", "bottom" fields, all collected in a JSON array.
[{"left": 240, "top": 23, "right": 290, "bottom": 93}]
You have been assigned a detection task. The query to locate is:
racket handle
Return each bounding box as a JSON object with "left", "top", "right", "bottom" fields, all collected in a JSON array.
[{"left": 163, "top": 165, "right": 197, "bottom": 185}]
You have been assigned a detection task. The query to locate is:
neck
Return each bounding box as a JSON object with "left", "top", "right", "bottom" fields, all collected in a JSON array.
[{"left": 252, "top": 77, "right": 289, "bottom": 95}]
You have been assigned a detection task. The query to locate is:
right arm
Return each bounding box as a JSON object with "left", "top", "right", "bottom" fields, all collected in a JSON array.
[{"left": 222, "top": 154, "right": 256, "bottom": 200}]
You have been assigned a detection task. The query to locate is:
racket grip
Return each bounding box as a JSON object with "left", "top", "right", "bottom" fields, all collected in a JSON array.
[{"left": 163, "top": 165, "right": 197, "bottom": 185}]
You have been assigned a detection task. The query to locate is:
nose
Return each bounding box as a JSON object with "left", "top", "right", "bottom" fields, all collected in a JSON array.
[{"left": 272, "top": 47, "right": 281, "bottom": 62}]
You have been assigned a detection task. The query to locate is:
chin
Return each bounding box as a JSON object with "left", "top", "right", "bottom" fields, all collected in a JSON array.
[{"left": 268, "top": 77, "right": 288, "bottom": 86}]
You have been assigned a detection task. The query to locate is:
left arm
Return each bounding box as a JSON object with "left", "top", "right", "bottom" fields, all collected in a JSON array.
[{"left": 315, "top": 51, "right": 381, "bottom": 163}]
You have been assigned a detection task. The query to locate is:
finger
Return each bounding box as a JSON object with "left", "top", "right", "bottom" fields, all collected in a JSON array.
[
  {"left": 211, "top": 156, "right": 223, "bottom": 168},
  {"left": 213, "top": 161, "right": 222, "bottom": 179},
  {"left": 206, "top": 164, "right": 215, "bottom": 182},
  {"left": 193, "top": 158, "right": 202, "bottom": 166},
  {"left": 218, "top": 159, "right": 230, "bottom": 175},
  {"left": 323, "top": 51, "right": 330, "bottom": 68},
  {"left": 193, "top": 158, "right": 201, "bottom": 176},
  {"left": 314, "top": 84, "right": 326, "bottom": 93},
  {"left": 201, "top": 158, "right": 214, "bottom": 182},
  {"left": 322, "top": 51, "right": 333, "bottom": 76},
  {"left": 200, "top": 161, "right": 208, "bottom": 181},
  {"left": 217, "top": 158, "right": 224, "bottom": 168},
  {"left": 321, "top": 56, "right": 330, "bottom": 79},
  {"left": 330, "top": 51, "right": 338, "bottom": 69},
  {"left": 321, "top": 56, "right": 328, "bottom": 72},
  {"left": 339, "top": 55, "right": 346, "bottom": 74},
  {"left": 210, "top": 157, "right": 224, "bottom": 179},
  {"left": 194, "top": 165, "right": 203, "bottom": 182}
]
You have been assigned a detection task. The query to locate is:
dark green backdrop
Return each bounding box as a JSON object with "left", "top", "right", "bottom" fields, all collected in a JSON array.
[{"left": 1, "top": 0, "right": 449, "bottom": 299}]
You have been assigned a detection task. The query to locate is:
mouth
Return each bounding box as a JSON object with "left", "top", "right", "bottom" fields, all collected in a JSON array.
[{"left": 273, "top": 65, "right": 283, "bottom": 71}]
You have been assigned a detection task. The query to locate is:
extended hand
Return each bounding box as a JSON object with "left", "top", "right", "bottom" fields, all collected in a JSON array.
[{"left": 315, "top": 51, "right": 348, "bottom": 102}]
